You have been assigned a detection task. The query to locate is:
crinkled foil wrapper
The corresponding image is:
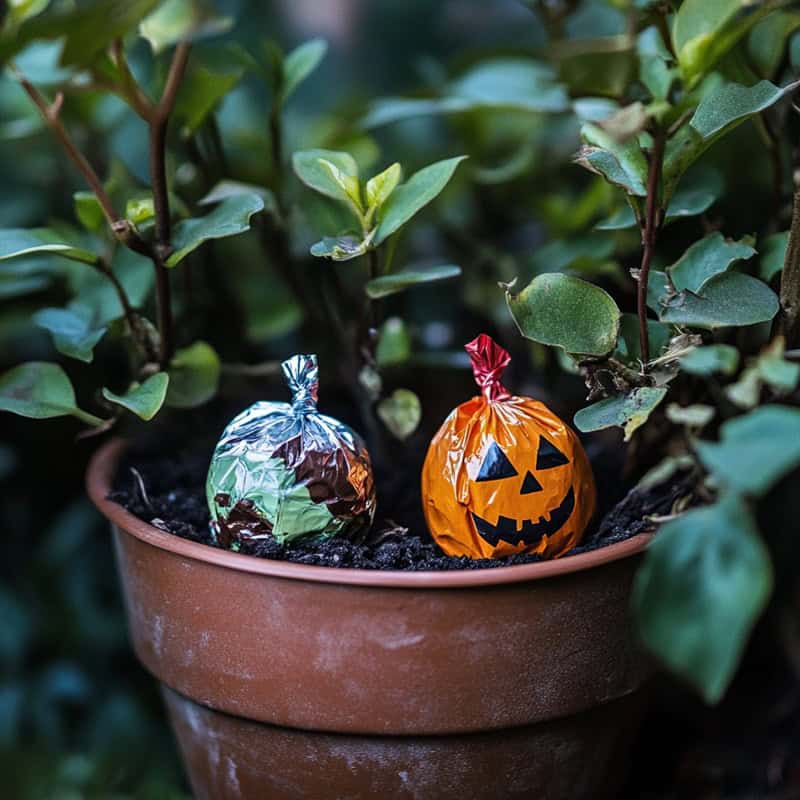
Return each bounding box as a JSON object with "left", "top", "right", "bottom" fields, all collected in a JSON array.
[
  {"left": 421, "top": 334, "right": 596, "bottom": 560},
  {"left": 206, "top": 354, "right": 376, "bottom": 548}
]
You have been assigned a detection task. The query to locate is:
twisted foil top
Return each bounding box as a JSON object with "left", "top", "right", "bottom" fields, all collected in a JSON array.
[{"left": 465, "top": 334, "right": 512, "bottom": 402}]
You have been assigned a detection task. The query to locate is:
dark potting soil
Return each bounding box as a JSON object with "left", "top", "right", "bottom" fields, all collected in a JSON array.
[{"left": 108, "top": 428, "right": 693, "bottom": 570}]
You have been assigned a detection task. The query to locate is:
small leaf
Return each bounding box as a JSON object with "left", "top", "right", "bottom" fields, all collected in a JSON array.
[
  {"left": 576, "top": 123, "right": 648, "bottom": 196},
  {"left": 759, "top": 230, "right": 788, "bottom": 282},
  {"left": 757, "top": 339, "right": 800, "bottom": 393},
  {"left": 32, "top": 307, "right": 106, "bottom": 363},
  {"left": 0, "top": 362, "right": 103, "bottom": 425},
  {"left": 166, "top": 341, "right": 220, "bottom": 408},
  {"left": 199, "top": 180, "right": 277, "bottom": 213},
  {"left": 365, "top": 264, "right": 461, "bottom": 299},
  {"left": 377, "top": 389, "right": 422, "bottom": 440},
  {"left": 596, "top": 185, "right": 718, "bottom": 230},
  {"left": 281, "top": 38, "right": 327, "bottom": 103},
  {"left": 175, "top": 62, "right": 243, "bottom": 133},
  {"left": 292, "top": 149, "right": 360, "bottom": 209},
  {"left": 666, "top": 402, "right": 715, "bottom": 428},
  {"left": 140, "top": 0, "right": 232, "bottom": 54},
  {"left": 125, "top": 196, "right": 155, "bottom": 225},
  {"left": 633, "top": 493, "right": 772, "bottom": 704},
  {"left": 658, "top": 272, "right": 779, "bottom": 329},
  {"left": 696, "top": 405, "right": 800, "bottom": 496},
  {"left": 102, "top": 372, "right": 169, "bottom": 421},
  {"left": 375, "top": 317, "right": 411, "bottom": 367},
  {"left": 668, "top": 232, "right": 756, "bottom": 294},
  {"left": 680, "top": 344, "right": 740, "bottom": 375},
  {"left": 373, "top": 156, "right": 467, "bottom": 246},
  {"left": 663, "top": 79, "right": 798, "bottom": 201},
  {"left": 166, "top": 195, "right": 264, "bottom": 267},
  {"left": 366, "top": 163, "right": 402, "bottom": 210},
  {"left": 310, "top": 235, "right": 369, "bottom": 262},
  {"left": 0, "top": 228, "right": 97, "bottom": 265},
  {"left": 506, "top": 272, "right": 621, "bottom": 357},
  {"left": 73, "top": 192, "right": 105, "bottom": 233},
  {"left": 573, "top": 387, "right": 667, "bottom": 441},
  {"left": 318, "top": 159, "right": 363, "bottom": 211}
]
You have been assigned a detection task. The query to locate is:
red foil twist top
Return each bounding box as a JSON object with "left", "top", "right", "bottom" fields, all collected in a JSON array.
[{"left": 465, "top": 333, "right": 512, "bottom": 403}]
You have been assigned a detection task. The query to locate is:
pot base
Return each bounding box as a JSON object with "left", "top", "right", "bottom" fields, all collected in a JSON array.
[{"left": 164, "top": 685, "right": 644, "bottom": 800}]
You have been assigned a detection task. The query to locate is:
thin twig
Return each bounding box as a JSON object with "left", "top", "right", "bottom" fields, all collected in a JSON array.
[
  {"left": 638, "top": 128, "right": 667, "bottom": 364},
  {"left": 777, "top": 180, "right": 800, "bottom": 348}
]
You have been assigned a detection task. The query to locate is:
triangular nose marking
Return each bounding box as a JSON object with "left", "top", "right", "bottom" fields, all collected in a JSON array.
[
  {"left": 476, "top": 441, "right": 518, "bottom": 481},
  {"left": 536, "top": 437, "right": 569, "bottom": 470},
  {"left": 520, "top": 470, "right": 543, "bottom": 494}
]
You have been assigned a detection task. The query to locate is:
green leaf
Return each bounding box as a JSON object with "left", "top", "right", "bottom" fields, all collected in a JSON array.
[
  {"left": 310, "top": 234, "right": 370, "bottom": 262},
  {"left": 574, "top": 387, "right": 667, "bottom": 441},
  {"left": 0, "top": 362, "right": 103, "bottom": 425},
  {"left": 506, "top": 272, "right": 621, "bottom": 357},
  {"left": 5, "top": 0, "right": 49, "bottom": 27},
  {"left": 73, "top": 192, "right": 105, "bottom": 233},
  {"left": 373, "top": 156, "right": 467, "bottom": 246},
  {"left": 680, "top": 344, "right": 740, "bottom": 376},
  {"left": 663, "top": 80, "right": 798, "bottom": 201},
  {"left": 672, "top": 0, "right": 781, "bottom": 86},
  {"left": 658, "top": 271, "right": 779, "bottom": 329},
  {"left": 199, "top": 180, "right": 277, "bottom": 214},
  {"left": 448, "top": 59, "right": 569, "bottom": 112},
  {"left": 757, "top": 340, "right": 800, "bottom": 393},
  {"left": 140, "top": 0, "right": 233, "bottom": 54},
  {"left": 614, "top": 313, "right": 671, "bottom": 365},
  {"left": 166, "top": 195, "right": 264, "bottom": 267},
  {"left": 32, "top": 307, "right": 106, "bottom": 363},
  {"left": 0, "top": 228, "right": 97, "bottom": 265},
  {"left": 292, "top": 149, "right": 361, "bottom": 215},
  {"left": 377, "top": 389, "right": 422, "bottom": 441},
  {"left": 760, "top": 230, "right": 788, "bottom": 281},
  {"left": 665, "top": 402, "right": 715, "bottom": 428},
  {"left": 696, "top": 405, "right": 800, "bottom": 496},
  {"left": 633, "top": 493, "right": 772, "bottom": 704},
  {"left": 596, "top": 185, "right": 718, "bottom": 230},
  {"left": 125, "top": 196, "right": 155, "bottom": 225},
  {"left": 668, "top": 232, "right": 756, "bottom": 293},
  {"left": 318, "top": 159, "right": 363, "bottom": 211},
  {"left": 365, "top": 264, "right": 461, "bottom": 299},
  {"left": 576, "top": 123, "right": 648, "bottom": 196},
  {"left": 174, "top": 62, "right": 243, "bottom": 133},
  {"left": 0, "top": 0, "right": 162, "bottom": 67},
  {"left": 281, "top": 38, "right": 327, "bottom": 103},
  {"left": 748, "top": 11, "right": 800, "bottom": 78},
  {"left": 375, "top": 317, "right": 411, "bottom": 367},
  {"left": 166, "top": 341, "right": 220, "bottom": 408},
  {"left": 102, "top": 372, "right": 169, "bottom": 421},
  {"left": 366, "top": 163, "right": 402, "bottom": 211}
]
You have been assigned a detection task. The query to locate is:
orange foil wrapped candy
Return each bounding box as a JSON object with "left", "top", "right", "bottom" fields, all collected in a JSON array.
[{"left": 421, "top": 334, "right": 596, "bottom": 560}]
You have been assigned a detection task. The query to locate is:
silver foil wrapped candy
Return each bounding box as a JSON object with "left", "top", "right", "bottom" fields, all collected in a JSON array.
[{"left": 206, "top": 354, "right": 376, "bottom": 548}]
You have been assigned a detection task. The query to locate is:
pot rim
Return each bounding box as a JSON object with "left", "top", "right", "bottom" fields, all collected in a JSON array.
[{"left": 87, "top": 438, "right": 653, "bottom": 589}]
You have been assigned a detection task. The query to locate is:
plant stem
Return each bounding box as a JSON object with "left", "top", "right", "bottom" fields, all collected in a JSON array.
[
  {"left": 638, "top": 129, "right": 667, "bottom": 365},
  {"left": 269, "top": 101, "right": 284, "bottom": 202},
  {"left": 146, "top": 41, "right": 190, "bottom": 367},
  {"left": 778, "top": 181, "right": 800, "bottom": 348}
]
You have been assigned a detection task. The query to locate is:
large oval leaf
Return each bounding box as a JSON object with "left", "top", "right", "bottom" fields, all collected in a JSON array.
[
  {"left": 633, "top": 493, "right": 772, "bottom": 704},
  {"left": 292, "top": 149, "right": 360, "bottom": 207},
  {"left": 33, "top": 306, "right": 106, "bottom": 363},
  {"left": 166, "top": 341, "right": 220, "bottom": 408},
  {"left": 668, "top": 232, "right": 755, "bottom": 293},
  {"left": 0, "top": 228, "right": 97, "bottom": 265},
  {"left": 506, "top": 272, "right": 621, "bottom": 357}
]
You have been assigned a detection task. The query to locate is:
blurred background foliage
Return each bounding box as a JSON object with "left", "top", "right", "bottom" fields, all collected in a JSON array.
[{"left": 1, "top": 0, "right": 799, "bottom": 797}]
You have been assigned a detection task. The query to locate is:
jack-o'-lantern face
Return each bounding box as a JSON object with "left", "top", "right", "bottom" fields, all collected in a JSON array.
[{"left": 469, "top": 434, "right": 575, "bottom": 550}]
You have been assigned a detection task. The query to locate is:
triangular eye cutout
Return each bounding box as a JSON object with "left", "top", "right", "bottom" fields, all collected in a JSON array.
[
  {"left": 520, "top": 471, "right": 543, "bottom": 495},
  {"left": 536, "top": 437, "right": 569, "bottom": 470},
  {"left": 476, "top": 442, "right": 518, "bottom": 482}
]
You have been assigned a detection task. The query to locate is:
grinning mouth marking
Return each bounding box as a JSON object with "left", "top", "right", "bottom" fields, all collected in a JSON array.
[{"left": 471, "top": 487, "right": 575, "bottom": 547}]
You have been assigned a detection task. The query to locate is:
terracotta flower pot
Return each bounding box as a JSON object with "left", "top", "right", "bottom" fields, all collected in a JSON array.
[{"left": 88, "top": 439, "right": 653, "bottom": 800}]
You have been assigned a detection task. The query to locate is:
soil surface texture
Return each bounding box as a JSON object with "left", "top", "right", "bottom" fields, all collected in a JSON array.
[{"left": 109, "top": 432, "right": 691, "bottom": 570}]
